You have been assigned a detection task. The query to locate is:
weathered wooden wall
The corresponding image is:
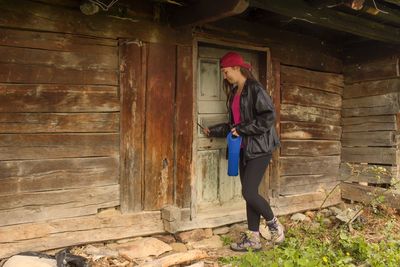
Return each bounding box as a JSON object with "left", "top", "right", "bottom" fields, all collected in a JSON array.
[
  {"left": 0, "top": 0, "right": 193, "bottom": 257},
  {"left": 279, "top": 66, "right": 343, "bottom": 195},
  {"left": 341, "top": 47, "right": 400, "bottom": 184},
  {"left": 0, "top": 27, "right": 121, "bottom": 226}
]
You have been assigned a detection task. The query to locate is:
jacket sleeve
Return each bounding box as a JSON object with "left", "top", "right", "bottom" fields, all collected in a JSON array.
[
  {"left": 208, "top": 122, "right": 230, "bottom": 138},
  {"left": 236, "top": 86, "right": 276, "bottom": 136}
]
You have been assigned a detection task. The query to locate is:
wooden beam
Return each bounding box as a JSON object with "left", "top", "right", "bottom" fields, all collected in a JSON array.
[
  {"left": 384, "top": 0, "right": 400, "bottom": 7},
  {"left": 312, "top": 0, "right": 400, "bottom": 26},
  {"left": 250, "top": 0, "right": 400, "bottom": 44},
  {"left": 170, "top": 0, "right": 249, "bottom": 27},
  {"left": 341, "top": 182, "right": 400, "bottom": 210},
  {"left": 202, "top": 18, "right": 343, "bottom": 73}
]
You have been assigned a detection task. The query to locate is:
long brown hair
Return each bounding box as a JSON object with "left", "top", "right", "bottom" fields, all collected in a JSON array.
[{"left": 223, "top": 67, "right": 256, "bottom": 109}]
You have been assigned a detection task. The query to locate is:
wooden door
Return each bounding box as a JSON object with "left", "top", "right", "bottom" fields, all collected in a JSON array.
[{"left": 195, "top": 45, "right": 261, "bottom": 212}]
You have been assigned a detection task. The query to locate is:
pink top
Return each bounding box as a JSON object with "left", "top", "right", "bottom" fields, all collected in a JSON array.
[{"left": 232, "top": 93, "right": 241, "bottom": 124}]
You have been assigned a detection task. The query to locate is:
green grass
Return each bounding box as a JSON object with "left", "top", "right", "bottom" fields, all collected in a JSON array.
[{"left": 220, "top": 219, "right": 400, "bottom": 267}]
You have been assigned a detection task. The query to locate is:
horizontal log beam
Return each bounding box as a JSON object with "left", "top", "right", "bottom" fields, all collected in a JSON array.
[
  {"left": 250, "top": 0, "right": 400, "bottom": 44},
  {"left": 384, "top": 0, "right": 400, "bottom": 7},
  {"left": 170, "top": 0, "right": 249, "bottom": 27}
]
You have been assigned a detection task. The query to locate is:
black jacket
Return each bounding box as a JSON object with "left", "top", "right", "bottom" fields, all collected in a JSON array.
[{"left": 208, "top": 79, "right": 280, "bottom": 162}]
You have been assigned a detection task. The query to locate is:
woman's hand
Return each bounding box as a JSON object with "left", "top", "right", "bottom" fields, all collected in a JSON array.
[
  {"left": 203, "top": 127, "right": 210, "bottom": 136},
  {"left": 231, "top": 128, "right": 239, "bottom": 137}
]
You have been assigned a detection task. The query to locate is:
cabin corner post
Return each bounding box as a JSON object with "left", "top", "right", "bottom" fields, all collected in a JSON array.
[{"left": 270, "top": 58, "right": 281, "bottom": 198}]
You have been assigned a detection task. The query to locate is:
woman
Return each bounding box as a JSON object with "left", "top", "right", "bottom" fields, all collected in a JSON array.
[{"left": 203, "top": 51, "right": 284, "bottom": 252}]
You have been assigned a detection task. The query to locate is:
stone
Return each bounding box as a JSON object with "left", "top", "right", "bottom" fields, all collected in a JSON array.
[
  {"left": 228, "top": 223, "right": 247, "bottom": 238},
  {"left": 303, "top": 216, "right": 312, "bottom": 223},
  {"left": 305, "top": 211, "right": 315, "bottom": 219},
  {"left": 116, "top": 237, "right": 172, "bottom": 259},
  {"left": 176, "top": 229, "right": 207, "bottom": 243},
  {"left": 204, "top": 228, "right": 213, "bottom": 238},
  {"left": 3, "top": 255, "right": 56, "bottom": 267},
  {"left": 189, "top": 235, "right": 223, "bottom": 249},
  {"left": 170, "top": 242, "right": 188, "bottom": 253},
  {"left": 336, "top": 208, "right": 363, "bottom": 223},
  {"left": 153, "top": 234, "right": 176, "bottom": 244},
  {"left": 84, "top": 244, "right": 118, "bottom": 258},
  {"left": 290, "top": 213, "right": 307, "bottom": 222},
  {"left": 329, "top": 206, "right": 343, "bottom": 216},
  {"left": 320, "top": 209, "right": 333, "bottom": 217},
  {"left": 212, "top": 226, "right": 230, "bottom": 235}
]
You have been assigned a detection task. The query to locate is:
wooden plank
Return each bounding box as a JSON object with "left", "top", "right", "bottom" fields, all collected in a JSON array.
[
  {"left": 0, "top": 184, "right": 120, "bottom": 226},
  {"left": 342, "top": 115, "right": 397, "bottom": 132},
  {"left": 280, "top": 156, "right": 340, "bottom": 176},
  {"left": 26, "top": 0, "right": 81, "bottom": 8},
  {"left": 342, "top": 92, "right": 399, "bottom": 109},
  {"left": 342, "top": 94, "right": 399, "bottom": 117},
  {"left": 281, "top": 104, "right": 341, "bottom": 125},
  {"left": 344, "top": 57, "right": 400, "bottom": 83},
  {"left": 341, "top": 131, "right": 396, "bottom": 147},
  {"left": 250, "top": 0, "right": 400, "bottom": 44},
  {"left": 0, "top": 63, "right": 118, "bottom": 85},
  {"left": 281, "top": 121, "right": 342, "bottom": 140},
  {"left": 171, "top": 0, "right": 248, "bottom": 27},
  {"left": 196, "top": 150, "right": 220, "bottom": 204},
  {"left": 340, "top": 163, "right": 395, "bottom": 184},
  {"left": 0, "top": 28, "right": 117, "bottom": 52},
  {"left": 0, "top": 133, "right": 118, "bottom": 160},
  {"left": 280, "top": 181, "right": 340, "bottom": 196},
  {"left": 344, "top": 78, "right": 400, "bottom": 99},
  {"left": 0, "top": 84, "right": 119, "bottom": 112},
  {"left": 175, "top": 46, "right": 193, "bottom": 208},
  {"left": 202, "top": 18, "right": 342, "bottom": 73},
  {"left": 341, "top": 182, "right": 400, "bottom": 209},
  {"left": 119, "top": 41, "right": 145, "bottom": 213},
  {"left": 0, "top": 45, "right": 117, "bottom": 70},
  {"left": 271, "top": 190, "right": 342, "bottom": 215},
  {"left": 0, "top": 0, "right": 191, "bottom": 45},
  {"left": 0, "top": 113, "right": 119, "bottom": 133},
  {"left": 281, "top": 140, "right": 341, "bottom": 156},
  {"left": 281, "top": 174, "right": 339, "bottom": 188},
  {"left": 342, "top": 147, "right": 397, "bottom": 164},
  {"left": 144, "top": 43, "right": 176, "bottom": 210},
  {"left": 0, "top": 210, "right": 164, "bottom": 258},
  {"left": 198, "top": 100, "right": 227, "bottom": 114},
  {"left": 344, "top": 41, "right": 400, "bottom": 66},
  {"left": 0, "top": 157, "right": 118, "bottom": 195},
  {"left": 271, "top": 190, "right": 342, "bottom": 209},
  {"left": 342, "top": 93, "right": 399, "bottom": 117},
  {"left": 281, "top": 65, "right": 343, "bottom": 94},
  {"left": 282, "top": 85, "right": 342, "bottom": 110},
  {"left": 343, "top": 106, "right": 400, "bottom": 117}
]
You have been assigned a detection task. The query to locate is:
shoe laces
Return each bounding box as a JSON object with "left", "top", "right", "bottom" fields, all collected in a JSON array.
[{"left": 238, "top": 231, "right": 255, "bottom": 246}]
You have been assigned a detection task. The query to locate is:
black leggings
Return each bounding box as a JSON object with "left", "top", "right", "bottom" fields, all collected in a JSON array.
[{"left": 239, "top": 151, "right": 274, "bottom": 231}]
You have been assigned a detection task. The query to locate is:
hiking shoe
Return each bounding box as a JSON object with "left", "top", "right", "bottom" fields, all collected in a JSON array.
[
  {"left": 266, "top": 217, "right": 285, "bottom": 246},
  {"left": 230, "top": 231, "right": 262, "bottom": 252}
]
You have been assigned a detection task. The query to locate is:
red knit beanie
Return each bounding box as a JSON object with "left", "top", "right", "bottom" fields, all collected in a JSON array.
[{"left": 220, "top": 52, "right": 252, "bottom": 70}]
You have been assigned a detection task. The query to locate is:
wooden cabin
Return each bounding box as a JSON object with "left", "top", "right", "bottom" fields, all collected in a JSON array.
[{"left": 0, "top": 0, "right": 399, "bottom": 257}]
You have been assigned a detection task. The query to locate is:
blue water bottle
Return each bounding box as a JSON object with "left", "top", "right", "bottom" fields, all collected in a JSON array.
[{"left": 227, "top": 132, "right": 242, "bottom": 176}]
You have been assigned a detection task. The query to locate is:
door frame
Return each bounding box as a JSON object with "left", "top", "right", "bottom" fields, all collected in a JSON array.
[{"left": 191, "top": 37, "right": 275, "bottom": 219}]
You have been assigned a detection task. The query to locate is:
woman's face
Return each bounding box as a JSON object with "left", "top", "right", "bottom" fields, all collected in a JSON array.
[{"left": 221, "top": 66, "right": 241, "bottom": 84}]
